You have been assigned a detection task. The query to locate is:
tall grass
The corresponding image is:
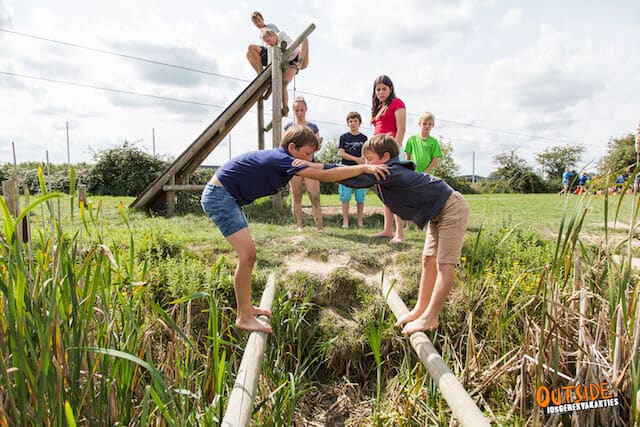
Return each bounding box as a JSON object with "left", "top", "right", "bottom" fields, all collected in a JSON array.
[
  {"left": 2, "top": 167, "right": 639, "bottom": 425},
  {"left": 0, "top": 169, "right": 243, "bottom": 425}
]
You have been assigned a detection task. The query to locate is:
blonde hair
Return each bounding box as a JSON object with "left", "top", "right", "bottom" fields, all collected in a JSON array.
[
  {"left": 280, "top": 125, "right": 320, "bottom": 150},
  {"left": 362, "top": 134, "right": 399, "bottom": 159},
  {"left": 260, "top": 28, "right": 277, "bottom": 40},
  {"left": 419, "top": 112, "right": 435, "bottom": 123}
]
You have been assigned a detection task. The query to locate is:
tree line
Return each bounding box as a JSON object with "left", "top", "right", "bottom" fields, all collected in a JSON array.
[{"left": 0, "top": 133, "right": 636, "bottom": 197}]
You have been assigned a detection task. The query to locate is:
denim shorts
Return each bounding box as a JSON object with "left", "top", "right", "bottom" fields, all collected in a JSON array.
[
  {"left": 338, "top": 184, "right": 366, "bottom": 203},
  {"left": 201, "top": 182, "right": 248, "bottom": 237}
]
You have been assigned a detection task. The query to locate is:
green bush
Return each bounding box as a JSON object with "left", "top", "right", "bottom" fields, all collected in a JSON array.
[{"left": 88, "top": 142, "right": 169, "bottom": 196}]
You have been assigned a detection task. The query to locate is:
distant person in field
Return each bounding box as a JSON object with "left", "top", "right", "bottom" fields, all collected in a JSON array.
[
  {"left": 261, "top": 27, "right": 310, "bottom": 116},
  {"left": 559, "top": 167, "right": 572, "bottom": 195},
  {"left": 246, "top": 11, "right": 279, "bottom": 74},
  {"left": 285, "top": 96, "right": 323, "bottom": 231},
  {"left": 338, "top": 111, "right": 368, "bottom": 229},
  {"left": 633, "top": 172, "right": 640, "bottom": 194},
  {"left": 576, "top": 172, "right": 589, "bottom": 194},
  {"left": 370, "top": 75, "right": 406, "bottom": 244},
  {"left": 201, "top": 125, "right": 388, "bottom": 333},
  {"left": 299, "top": 134, "right": 469, "bottom": 334}
]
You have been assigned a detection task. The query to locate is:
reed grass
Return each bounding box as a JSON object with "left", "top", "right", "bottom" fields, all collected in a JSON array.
[{"left": 1, "top": 167, "right": 638, "bottom": 425}]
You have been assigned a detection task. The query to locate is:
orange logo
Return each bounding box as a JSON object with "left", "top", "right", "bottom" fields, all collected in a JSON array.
[{"left": 535, "top": 382, "right": 619, "bottom": 414}]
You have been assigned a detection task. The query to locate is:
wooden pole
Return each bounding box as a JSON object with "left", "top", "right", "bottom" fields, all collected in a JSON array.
[
  {"left": 166, "top": 175, "right": 176, "bottom": 217},
  {"left": 257, "top": 98, "right": 264, "bottom": 150},
  {"left": 221, "top": 273, "right": 276, "bottom": 427},
  {"left": 271, "top": 35, "right": 285, "bottom": 213},
  {"left": 2, "top": 179, "right": 18, "bottom": 216},
  {"left": 382, "top": 277, "right": 491, "bottom": 427},
  {"left": 78, "top": 184, "right": 88, "bottom": 207}
]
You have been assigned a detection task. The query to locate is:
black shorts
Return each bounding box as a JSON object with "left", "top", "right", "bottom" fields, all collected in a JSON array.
[{"left": 260, "top": 46, "right": 268, "bottom": 67}]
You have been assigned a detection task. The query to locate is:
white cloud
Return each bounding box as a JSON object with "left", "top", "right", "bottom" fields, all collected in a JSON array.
[
  {"left": 499, "top": 8, "right": 522, "bottom": 30},
  {"left": 2, "top": 0, "right": 640, "bottom": 177}
]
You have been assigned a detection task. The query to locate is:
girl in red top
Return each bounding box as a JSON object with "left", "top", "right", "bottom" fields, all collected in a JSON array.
[{"left": 371, "top": 75, "right": 406, "bottom": 243}]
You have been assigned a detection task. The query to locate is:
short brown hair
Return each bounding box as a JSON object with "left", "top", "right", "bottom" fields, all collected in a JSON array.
[
  {"left": 280, "top": 125, "right": 320, "bottom": 150},
  {"left": 346, "top": 111, "right": 362, "bottom": 124},
  {"left": 362, "top": 134, "right": 399, "bottom": 159},
  {"left": 251, "top": 11, "right": 263, "bottom": 22}
]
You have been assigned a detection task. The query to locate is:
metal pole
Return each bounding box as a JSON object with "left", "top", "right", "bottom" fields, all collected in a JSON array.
[
  {"left": 66, "top": 121, "right": 70, "bottom": 167},
  {"left": 152, "top": 128, "right": 156, "bottom": 157},
  {"left": 472, "top": 150, "right": 476, "bottom": 183}
]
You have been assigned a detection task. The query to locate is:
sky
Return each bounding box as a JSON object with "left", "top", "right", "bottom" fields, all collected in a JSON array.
[{"left": 1, "top": 0, "right": 639, "bottom": 177}]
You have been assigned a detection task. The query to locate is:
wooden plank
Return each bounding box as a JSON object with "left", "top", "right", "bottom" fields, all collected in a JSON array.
[
  {"left": 382, "top": 277, "right": 491, "bottom": 427},
  {"left": 162, "top": 184, "right": 206, "bottom": 192},
  {"left": 221, "top": 273, "right": 276, "bottom": 427},
  {"left": 130, "top": 67, "right": 272, "bottom": 210}
]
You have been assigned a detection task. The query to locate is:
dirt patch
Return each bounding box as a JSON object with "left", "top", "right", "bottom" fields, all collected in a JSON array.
[{"left": 283, "top": 252, "right": 352, "bottom": 278}]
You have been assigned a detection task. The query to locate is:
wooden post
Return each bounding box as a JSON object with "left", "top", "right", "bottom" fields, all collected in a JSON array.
[
  {"left": 78, "top": 184, "right": 88, "bottom": 207},
  {"left": 382, "top": 277, "right": 491, "bottom": 427},
  {"left": 271, "top": 37, "right": 285, "bottom": 213},
  {"left": 2, "top": 179, "right": 19, "bottom": 216},
  {"left": 221, "top": 274, "right": 276, "bottom": 427},
  {"left": 21, "top": 185, "right": 30, "bottom": 244},
  {"left": 257, "top": 98, "right": 265, "bottom": 150},
  {"left": 166, "top": 175, "right": 176, "bottom": 217}
]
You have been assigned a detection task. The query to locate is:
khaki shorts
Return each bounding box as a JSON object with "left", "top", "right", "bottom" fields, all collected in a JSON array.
[{"left": 422, "top": 191, "right": 470, "bottom": 264}]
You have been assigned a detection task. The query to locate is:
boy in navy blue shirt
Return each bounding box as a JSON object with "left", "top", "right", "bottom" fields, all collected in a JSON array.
[
  {"left": 201, "top": 125, "right": 389, "bottom": 332},
  {"left": 305, "top": 134, "right": 470, "bottom": 334}
]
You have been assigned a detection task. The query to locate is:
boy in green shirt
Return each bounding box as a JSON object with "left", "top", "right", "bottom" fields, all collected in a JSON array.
[{"left": 403, "top": 112, "right": 442, "bottom": 174}]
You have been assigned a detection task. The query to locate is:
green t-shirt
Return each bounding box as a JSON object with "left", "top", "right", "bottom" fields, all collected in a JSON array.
[{"left": 403, "top": 135, "right": 442, "bottom": 172}]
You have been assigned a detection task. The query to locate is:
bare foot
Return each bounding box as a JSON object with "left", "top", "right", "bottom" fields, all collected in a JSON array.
[
  {"left": 342, "top": 224, "right": 349, "bottom": 229},
  {"left": 236, "top": 315, "right": 272, "bottom": 333},
  {"left": 296, "top": 226, "right": 303, "bottom": 232},
  {"left": 250, "top": 306, "right": 272, "bottom": 318},
  {"left": 389, "top": 237, "right": 404, "bottom": 244},
  {"left": 394, "top": 310, "right": 421, "bottom": 327},
  {"left": 373, "top": 231, "right": 393, "bottom": 238},
  {"left": 401, "top": 316, "right": 439, "bottom": 335}
]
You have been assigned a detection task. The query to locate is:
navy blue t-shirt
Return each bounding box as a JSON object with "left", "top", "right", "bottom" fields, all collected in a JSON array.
[
  {"left": 284, "top": 121, "right": 319, "bottom": 134},
  {"left": 215, "top": 146, "right": 307, "bottom": 206},
  {"left": 339, "top": 132, "right": 367, "bottom": 165}
]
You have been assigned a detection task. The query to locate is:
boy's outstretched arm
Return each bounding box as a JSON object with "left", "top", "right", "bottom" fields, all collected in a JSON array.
[{"left": 296, "top": 163, "right": 388, "bottom": 182}]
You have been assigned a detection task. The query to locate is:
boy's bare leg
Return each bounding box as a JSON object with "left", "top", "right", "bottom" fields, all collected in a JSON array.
[
  {"left": 356, "top": 202, "right": 364, "bottom": 227},
  {"left": 304, "top": 177, "right": 323, "bottom": 231},
  {"left": 246, "top": 45, "right": 263, "bottom": 74},
  {"left": 290, "top": 175, "right": 304, "bottom": 231},
  {"left": 373, "top": 205, "right": 394, "bottom": 238},
  {"left": 226, "top": 228, "right": 272, "bottom": 333},
  {"left": 402, "top": 262, "right": 455, "bottom": 335},
  {"left": 395, "top": 255, "right": 436, "bottom": 326},
  {"left": 282, "top": 68, "right": 296, "bottom": 115},
  {"left": 299, "top": 38, "right": 309, "bottom": 69},
  {"left": 390, "top": 214, "right": 404, "bottom": 243},
  {"left": 341, "top": 201, "right": 350, "bottom": 228}
]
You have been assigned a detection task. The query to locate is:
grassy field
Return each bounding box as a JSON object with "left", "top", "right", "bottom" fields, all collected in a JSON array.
[{"left": 0, "top": 186, "right": 638, "bottom": 425}]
